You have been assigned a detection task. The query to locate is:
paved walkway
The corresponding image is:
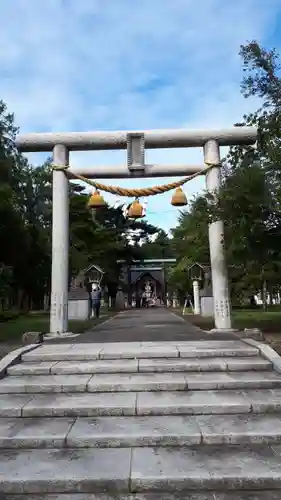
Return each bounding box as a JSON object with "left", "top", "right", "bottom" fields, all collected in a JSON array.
[{"left": 48, "top": 308, "right": 238, "bottom": 343}]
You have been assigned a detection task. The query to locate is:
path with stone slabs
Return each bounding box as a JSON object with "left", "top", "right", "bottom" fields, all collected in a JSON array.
[
  {"left": 47, "top": 307, "right": 239, "bottom": 344},
  {"left": 1, "top": 311, "right": 281, "bottom": 498}
]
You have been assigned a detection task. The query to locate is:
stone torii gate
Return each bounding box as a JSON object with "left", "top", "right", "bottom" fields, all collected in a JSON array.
[{"left": 16, "top": 126, "right": 257, "bottom": 336}]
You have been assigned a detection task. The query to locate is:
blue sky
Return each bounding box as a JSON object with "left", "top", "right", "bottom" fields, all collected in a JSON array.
[{"left": 1, "top": 0, "right": 281, "bottom": 232}]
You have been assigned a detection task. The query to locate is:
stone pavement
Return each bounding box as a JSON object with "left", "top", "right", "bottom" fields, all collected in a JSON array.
[
  {"left": 1, "top": 309, "right": 281, "bottom": 498},
  {"left": 48, "top": 307, "right": 238, "bottom": 344},
  {"left": 1, "top": 334, "right": 281, "bottom": 497}
]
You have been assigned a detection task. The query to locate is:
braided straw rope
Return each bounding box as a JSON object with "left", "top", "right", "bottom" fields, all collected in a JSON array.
[{"left": 53, "top": 163, "right": 214, "bottom": 198}]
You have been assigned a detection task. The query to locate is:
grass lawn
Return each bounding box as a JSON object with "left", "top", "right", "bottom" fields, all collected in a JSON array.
[
  {"left": 177, "top": 308, "right": 281, "bottom": 354},
  {"left": 181, "top": 308, "right": 281, "bottom": 333},
  {"left": 234, "top": 309, "right": 281, "bottom": 320},
  {"left": 233, "top": 309, "right": 281, "bottom": 331},
  {"left": 0, "top": 309, "right": 115, "bottom": 343}
]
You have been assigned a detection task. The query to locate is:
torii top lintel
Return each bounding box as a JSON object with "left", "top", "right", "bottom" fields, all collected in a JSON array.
[{"left": 16, "top": 127, "right": 257, "bottom": 153}]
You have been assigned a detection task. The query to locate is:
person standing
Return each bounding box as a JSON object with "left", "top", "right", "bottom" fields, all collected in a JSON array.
[
  {"left": 91, "top": 284, "right": 102, "bottom": 318},
  {"left": 186, "top": 293, "right": 192, "bottom": 308}
]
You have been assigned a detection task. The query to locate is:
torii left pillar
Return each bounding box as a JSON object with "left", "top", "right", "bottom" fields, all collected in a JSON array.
[{"left": 49, "top": 144, "right": 69, "bottom": 336}]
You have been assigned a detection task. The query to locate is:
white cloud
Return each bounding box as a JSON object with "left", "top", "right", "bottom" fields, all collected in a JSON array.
[{"left": 0, "top": 0, "right": 280, "bottom": 230}]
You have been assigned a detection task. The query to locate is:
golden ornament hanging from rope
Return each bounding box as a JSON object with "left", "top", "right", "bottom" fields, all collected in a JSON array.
[
  {"left": 87, "top": 190, "right": 106, "bottom": 209},
  {"left": 171, "top": 187, "right": 187, "bottom": 207},
  {"left": 127, "top": 199, "right": 143, "bottom": 219}
]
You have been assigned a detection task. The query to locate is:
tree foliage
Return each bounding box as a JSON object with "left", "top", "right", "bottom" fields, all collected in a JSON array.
[
  {"left": 3, "top": 39, "right": 281, "bottom": 311},
  {"left": 0, "top": 99, "right": 163, "bottom": 310},
  {"left": 170, "top": 41, "right": 281, "bottom": 304}
]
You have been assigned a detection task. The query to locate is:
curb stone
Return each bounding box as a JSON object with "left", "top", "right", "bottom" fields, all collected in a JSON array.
[
  {"left": 0, "top": 344, "right": 40, "bottom": 379},
  {"left": 242, "top": 338, "right": 281, "bottom": 373}
]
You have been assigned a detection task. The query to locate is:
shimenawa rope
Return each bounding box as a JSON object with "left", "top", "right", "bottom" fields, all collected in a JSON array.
[{"left": 52, "top": 163, "right": 215, "bottom": 198}]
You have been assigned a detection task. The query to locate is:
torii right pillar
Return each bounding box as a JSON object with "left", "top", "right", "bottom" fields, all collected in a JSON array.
[{"left": 204, "top": 139, "right": 232, "bottom": 331}]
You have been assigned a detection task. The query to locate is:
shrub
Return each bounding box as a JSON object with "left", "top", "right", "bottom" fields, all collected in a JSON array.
[{"left": 0, "top": 310, "right": 21, "bottom": 322}]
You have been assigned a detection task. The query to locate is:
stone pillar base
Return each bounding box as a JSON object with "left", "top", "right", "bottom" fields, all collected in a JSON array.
[
  {"left": 44, "top": 332, "right": 79, "bottom": 339},
  {"left": 209, "top": 328, "right": 239, "bottom": 334}
]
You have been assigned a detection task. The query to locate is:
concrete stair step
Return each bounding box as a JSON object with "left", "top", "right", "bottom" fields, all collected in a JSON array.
[
  {"left": 21, "top": 341, "right": 259, "bottom": 362},
  {"left": 136, "top": 388, "right": 281, "bottom": 415},
  {"left": 8, "top": 356, "right": 272, "bottom": 376},
  {"left": 1, "top": 371, "right": 281, "bottom": 394},
  {"left": 1, "top": 414, "right": 281, "bottom": 449},
  {"left": 0, "top": 374, "right": 92, "bottom": 393},
  {"left": 2, "top": 388, "right": 281, "bottom": 418},
  {"left": 1, "top": 445, "right": 281, "bottom": 494},
  {"left": 0, "top": 493, "right": 280, "bottom": 500}
]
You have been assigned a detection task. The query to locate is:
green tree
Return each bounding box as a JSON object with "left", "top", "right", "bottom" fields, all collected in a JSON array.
[
  {"left": 167, "top": 197, "right": 210, "bottom": 294},
  {"left": 140, "top": 229, "right": 174, "bottom": 259},
  {"left": 222, "top": 41, "right": 281, "bottom": 305},
  {"left": 172, "top": 197, "right": 210, "bottom": 266},
  {"left": 213, "top": 161, "right": 281, "bottom": 304},
  {"left": 69, "top": 192, "right": 161, "bottom": 298}
]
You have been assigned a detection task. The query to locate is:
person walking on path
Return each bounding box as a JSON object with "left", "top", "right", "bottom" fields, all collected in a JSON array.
[{"left": 91, "top": 284, "right": 102, "bottom": 318}]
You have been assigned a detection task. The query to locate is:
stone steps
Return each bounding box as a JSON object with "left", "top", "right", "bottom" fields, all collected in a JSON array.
[
  {"left": 1, "top": 414, "right": 281, "bottom": 449},
  {"left": 2, "top": 388, "right": 281, "bottom": 418},
  {"left": 1, "top": 370, "right": 280, "bottom": 394},
  {"left": 1, "top": 339, "right": 281, "bottom": 497},
  {"left": 7, "top": 356, "right": 272, "bottom": 375},
  {"left": 21, "top": 341, "right": 259, "bottom": 362},
  {"left": 1, "top": 444, "right": 281, "bottom": 494},
  {"left": 0, "top": 493, "right": 280, "bottom": 500}
]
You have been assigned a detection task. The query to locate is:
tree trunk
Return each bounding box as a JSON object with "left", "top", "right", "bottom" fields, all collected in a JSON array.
[
  {"left": 261, "top": 281, "right": 267, "bottom": 312},
  {"left": 17, "top": 289, "right": 24, "bottom": 310},
  {"left": 44, "top": 294, "right": 49, "bottom": 310}
]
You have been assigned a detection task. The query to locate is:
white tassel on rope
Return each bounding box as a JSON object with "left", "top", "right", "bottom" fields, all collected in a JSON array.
[
  {"left": 123, "top": 204, "right": 129, "bottom": 218},
  {"left": 113, "top": 198, "right": 122, "bottom": 209},
  {"left": 142, "top": 198, "right": 148, "bottom": 217},
  {"left": 113, "top": 198, "right": 127, "bottom": 217}
]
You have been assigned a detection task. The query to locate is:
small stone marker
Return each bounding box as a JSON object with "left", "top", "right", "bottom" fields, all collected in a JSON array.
[
  {"left": 244, "top": 328, "right": 264, "bottom": 340},
  {"left": 22, "top": 331, "right": 44, "bottom": 345}
]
